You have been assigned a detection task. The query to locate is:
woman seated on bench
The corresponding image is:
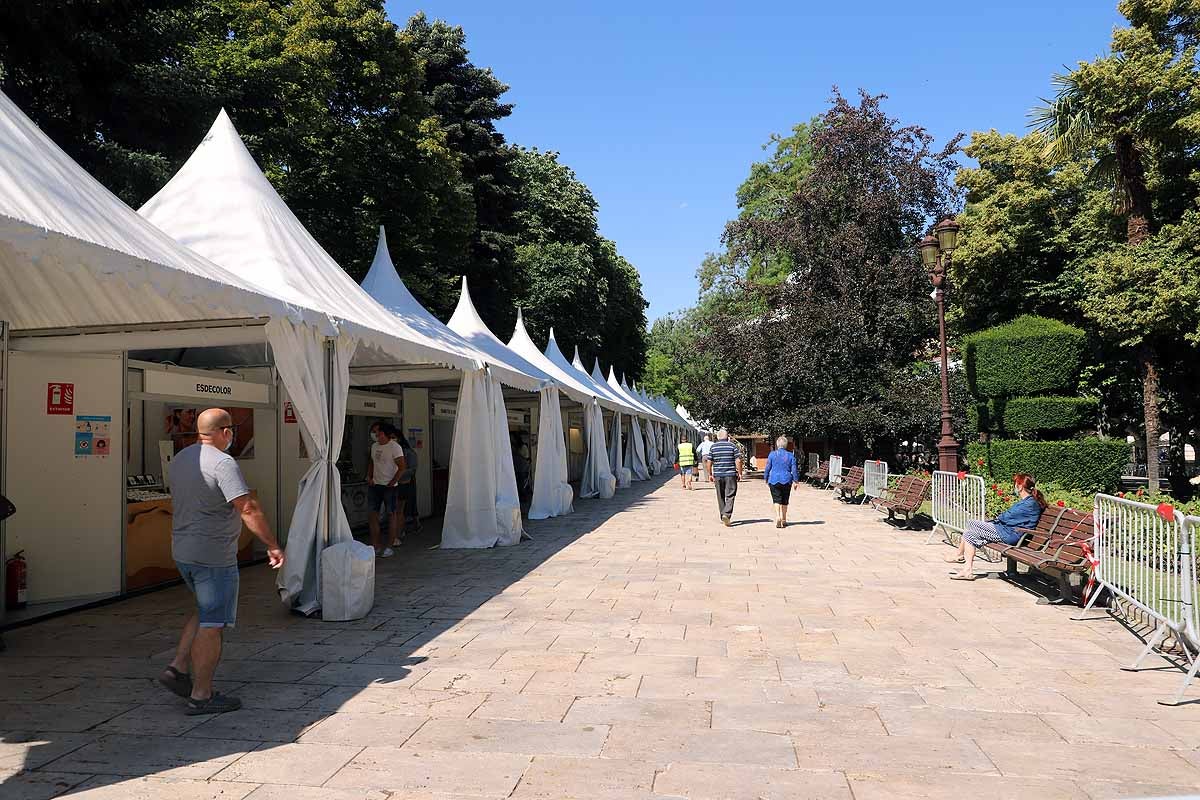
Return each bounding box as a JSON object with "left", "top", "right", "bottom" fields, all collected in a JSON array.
[{"left": 947, "top": 473, "right": 1046, "bottom": 580}]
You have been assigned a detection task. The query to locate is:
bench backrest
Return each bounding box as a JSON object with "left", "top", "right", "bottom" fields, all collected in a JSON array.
[
  {"left": 1016, "top": 507, "right": 1093, "bottom": 555},
  {"left": 841, "top": 466, "right": 864, "bottom": 488}
]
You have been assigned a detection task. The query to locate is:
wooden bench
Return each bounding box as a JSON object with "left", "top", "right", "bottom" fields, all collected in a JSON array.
[
  {"left": 808, "top": 461, "right": 829, "bottom": 487},
  {"left": 837, "top": 466, "right": 865, "bottom": 502},
  {"left": 993, "top": 506, "right": 1094, "bottom": 606},
  {"left": 871, "top": 475, "right": 930, "bottom": 529}
]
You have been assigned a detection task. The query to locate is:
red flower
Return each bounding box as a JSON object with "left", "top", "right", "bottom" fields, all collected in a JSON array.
[
  {"left": 991, "top": 483, "right": 998, "bottom": 490},
  {"left": 1056, "top": 500, "right": 1065, "bottom": 507},
  {"left": 1136, "top": 488, "right": 1145, "bottom": 497},
  {"left": 1117, "top": 492, "right": 1125, "bottom": 499},
  {"left": 1157, "top": 503, "right": 1175, "bottom": 521},
  {"left": 956, "top": 470, "right": 966, "bottom": 480}
]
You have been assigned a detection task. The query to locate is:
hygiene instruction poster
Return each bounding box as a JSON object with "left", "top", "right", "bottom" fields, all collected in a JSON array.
[{"left": 75, "top": 414, "right": 112, "bottom": 458}]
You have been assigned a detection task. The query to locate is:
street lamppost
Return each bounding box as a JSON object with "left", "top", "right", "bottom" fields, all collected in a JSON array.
[{"left": 920, "top": 217, "right": 961, "bottom": 473}]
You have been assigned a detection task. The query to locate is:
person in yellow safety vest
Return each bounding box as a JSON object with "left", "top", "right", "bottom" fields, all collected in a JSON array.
[{"left": 677, "top": 435, "right": 697, "bottom": 491}]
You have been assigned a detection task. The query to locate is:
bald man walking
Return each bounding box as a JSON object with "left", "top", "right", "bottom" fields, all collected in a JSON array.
[{"left": 158, "top": 408, "right": 284, "bottom": 715}]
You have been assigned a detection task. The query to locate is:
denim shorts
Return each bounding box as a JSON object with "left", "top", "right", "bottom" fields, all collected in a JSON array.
[
  {"left": 679, "top": 465, "right": 694, "bottom": 475},
  {"left": 177, "top": 562, "right": 239, "bottom": 628},
  {"left": 368, "top": 484, "right": 398, "bottom": 514}
]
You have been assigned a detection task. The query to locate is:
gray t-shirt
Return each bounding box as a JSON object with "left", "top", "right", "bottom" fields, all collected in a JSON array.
[{"left": 170, "top": 443, "right": 250, "bottom": 567}]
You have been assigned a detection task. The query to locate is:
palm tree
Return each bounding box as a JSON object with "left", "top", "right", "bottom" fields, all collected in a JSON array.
[{"left": 1030, "top": 70, "right": 1162, "bottom": 487}]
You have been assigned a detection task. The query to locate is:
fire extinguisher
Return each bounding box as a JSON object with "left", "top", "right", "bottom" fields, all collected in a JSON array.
[{"left": 5, "top": 550, "right": 27, "bottom": 610}]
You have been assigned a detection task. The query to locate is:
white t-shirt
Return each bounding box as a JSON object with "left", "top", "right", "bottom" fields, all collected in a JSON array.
[
  {"left": 371, "top": 440, "right": 405, "bottom": 485},
  {"left": 696, "top": 440, "right": 714, "bottom": 457}
]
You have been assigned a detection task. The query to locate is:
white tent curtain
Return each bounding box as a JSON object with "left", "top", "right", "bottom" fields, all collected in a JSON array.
[
  {"left": 580, "top": 398, "right": 616, "bottom": 499},
  {"left": 645, "top": 420, "right": 661, "bottom": 475},
  {"left": 441, "top": 369, "right": 503, "bottom": 548},
  {"left": 609, "top": 411, "right": 631, "bottom": 489},
  {"left": 269, "top": 318, "right": 356, "bottom": 615},
  {"left": 529, "top": 386, "right": 573, "bottom": 519},
  {"left": 627, "top": 415, "right": 650, "bottom": 481},
  {"left": 489, "top": 371, "right": 524, "bottom": 544}
]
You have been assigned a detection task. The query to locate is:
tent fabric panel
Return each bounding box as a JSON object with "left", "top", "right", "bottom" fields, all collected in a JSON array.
[
  {"left": 269, "top": 318, "right": 356, "bottom": 615},
  {"left": 440, "top": 369, "right": 503, "bottom": 548},
  {"left": 528, "top": 385, "right": 573, "bottom": 519}
]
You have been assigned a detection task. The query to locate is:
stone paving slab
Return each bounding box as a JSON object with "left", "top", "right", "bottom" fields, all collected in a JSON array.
[{"left": 1, "top": 475, "right": 1198, "bottom": 798}]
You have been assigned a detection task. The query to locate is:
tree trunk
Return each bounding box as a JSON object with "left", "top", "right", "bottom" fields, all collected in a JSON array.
[
  {"left": 1115, "top": 133, "right": 1154, "bottom": 245},
  {"left": 1140, "top": 344, "right": 1161, "bottom": 491}
]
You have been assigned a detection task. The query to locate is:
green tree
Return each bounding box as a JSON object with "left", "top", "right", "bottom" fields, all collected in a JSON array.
[
  {"left": 686, "top": 90, "right": 962, "bottom": 451},
  {"left": 404, "top": 12, "right": 522, "bottom": 326},
  {"left": 1030, "top": 0, "right": 1200, "bottom": 486},
  {"left": 951, "top": 131, "right": 1119, "bottom": 331},
  {"left": 508, "top": 147, "right": 648, "bottom": 378}
]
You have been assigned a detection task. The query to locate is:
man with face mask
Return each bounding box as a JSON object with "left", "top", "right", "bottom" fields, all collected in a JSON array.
[{"left": 159, "top": 408, "right": 284, "bottom": 715}]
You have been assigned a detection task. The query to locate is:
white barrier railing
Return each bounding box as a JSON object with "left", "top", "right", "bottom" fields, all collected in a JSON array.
[
  {"left": 929, "top": 471, "right": 986, "bottom": 546},
  {"left": 863, "top": 459, "right": 889, "bottom": 501},
  {"left": 1087, "top": 494, "right": 1199, "bottom": 705},
  {"left": 828, "top": 455, "right": 843, "bottom": 487},
  {"left": 807, "top": 452, "right": 819, "bottom": 476}
]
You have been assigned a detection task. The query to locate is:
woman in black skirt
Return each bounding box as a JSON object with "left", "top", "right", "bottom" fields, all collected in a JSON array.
[{"left": 763, "top": 436, "right": 800, "bottom": 528}]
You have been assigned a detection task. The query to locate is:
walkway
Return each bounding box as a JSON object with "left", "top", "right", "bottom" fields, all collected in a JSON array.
[{"left": 1, "top": 475, "right": 1198, "bottom": 799}]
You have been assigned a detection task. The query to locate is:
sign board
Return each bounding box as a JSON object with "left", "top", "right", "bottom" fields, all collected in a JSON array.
[
  {"left": 144, "top": 369, "right": 269, "bottom": 405},
  {"left": 283, "top": 401, "right": 297, "bottom": 424},
  {"left": 347, "top": 392, "right": 399, "bottom": 416},
  {"left": 432, "top": 401, "right": 456, "bottom": 420},
  {"left": 507, "top": 410, "right": 527, "bottom": 426},
  {"left": 47, "top": 382, "right": 74, "bottom": 415}
]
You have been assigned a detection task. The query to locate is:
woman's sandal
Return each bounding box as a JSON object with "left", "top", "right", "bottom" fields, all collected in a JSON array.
[
  {"left": 944, "top": 555, "right": 965, "bottom": 563},
  {"left": 158, "top": 665, "right": 193, "bottom": 699},
  {"left": 949, "top": 573, "right": 978, "bottom": 581}
]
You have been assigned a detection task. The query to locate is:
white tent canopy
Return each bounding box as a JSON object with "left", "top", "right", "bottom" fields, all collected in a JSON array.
[
  {"left": 140, "top": 110, "right": 494, "bottom": 613},
  {"left": 508, "top": 323, "right": 604, "bottom": 410},
  {"left": 358, "top": 227, "right": 521, "bottom": 549},
  {"left": 573, "top": 349, "right": 635, "bottom": 413},
  {"left": 506, "top": 312, "right": 573, "bottom": 519},
  {"left": 447, "top": 279, "right": 550, "bottom": 394},
  {"left": 140, "top": 110, "right": 481, "bottom": 375},
  {"left": 0, "top": 90, "right": 321, "bottom": 342}
]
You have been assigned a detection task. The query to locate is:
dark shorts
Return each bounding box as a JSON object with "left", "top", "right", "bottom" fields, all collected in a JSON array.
[
  {"left": 368, "top": 484, "right": 398, "bottom": 514},
  {"left": 769, "top": 482, "right": 792, "bottom": 505},
  {"left": 177, "top": 562, "right": 239, "bottom": 628}
]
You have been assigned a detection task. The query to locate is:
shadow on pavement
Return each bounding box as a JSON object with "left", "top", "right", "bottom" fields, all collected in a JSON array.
[{"left": 0, "top": 474, "right": 671, "bottom": 796}]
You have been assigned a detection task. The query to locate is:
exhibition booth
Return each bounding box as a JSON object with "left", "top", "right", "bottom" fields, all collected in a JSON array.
[{"left": 0, "top": 91, "right": 698, "bottom": 627}]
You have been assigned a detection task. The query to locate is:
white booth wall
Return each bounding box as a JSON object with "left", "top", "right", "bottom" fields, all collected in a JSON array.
[{"left": 5, "top": 351, "right": 124, "bottom": 604}]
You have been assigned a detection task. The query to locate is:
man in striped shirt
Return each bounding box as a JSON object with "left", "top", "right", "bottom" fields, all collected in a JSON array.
[{"left": 705, "top": 429, "right": 743, "bottom": 526}]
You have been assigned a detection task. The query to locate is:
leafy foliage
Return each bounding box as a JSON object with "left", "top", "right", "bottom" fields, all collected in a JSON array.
[
  {"left": 967, "top": 438, "right": 1130, "bottom": 493},
  {"left": 963, "top": 315, "right": 1087, "bottom": 398},
  {"left": 971, "top": 396, "right": 1100, "bottom": 436},
  {"left": 0, "top": 1, "right": 650, "bottom": 374},
  {"left": 679, "top": 90, "right": 961, "bottom": 449}
]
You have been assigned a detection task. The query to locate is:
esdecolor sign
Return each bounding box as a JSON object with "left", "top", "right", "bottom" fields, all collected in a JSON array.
[{"left": 143, "top": 369, "right": 270, "bottom": 405}]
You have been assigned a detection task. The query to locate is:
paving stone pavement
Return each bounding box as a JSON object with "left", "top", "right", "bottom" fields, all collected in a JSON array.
[{"left": 1, "top": 473, "right": 1198, "bottom": 799}]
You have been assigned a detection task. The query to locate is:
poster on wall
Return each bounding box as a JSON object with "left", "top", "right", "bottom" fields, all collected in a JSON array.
[
  {"left": 164, "top": 406, "right": 256, "bottom": 458},
  {"left": 75, "top": 415, "right": 111, "bottom": 458}
]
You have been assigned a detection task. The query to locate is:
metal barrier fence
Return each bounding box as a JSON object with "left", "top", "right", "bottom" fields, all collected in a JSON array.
[
  {"left": 828, "top": 455, "right": 843, "bottom": 487},
  {"left": 928, "top": 471, "right": 986, "bottom": 546},
  {"left": 863, "top": 459, "right": 889, "bottom": 501},
  {"left": 807, "top": 452, "right": 819, "bottom": 476},
  {"left": 1087, "top": 494, "right": 1199, "bottom": 705}
]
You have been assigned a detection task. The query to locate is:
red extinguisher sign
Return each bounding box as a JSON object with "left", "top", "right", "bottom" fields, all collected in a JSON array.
[{"left": 47, "top": 382, "right": 74, "bottom": 415}]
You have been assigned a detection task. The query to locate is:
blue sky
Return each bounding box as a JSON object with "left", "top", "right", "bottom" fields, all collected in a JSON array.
[{"left": 387, "top": 1, "right": 1124, "bottom": 322}]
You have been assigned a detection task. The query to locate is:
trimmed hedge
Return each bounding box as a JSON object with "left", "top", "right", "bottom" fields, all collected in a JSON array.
[
  {"left": 964, "top": 315, "right": 1086, "bottom": 398},
  {"left": 970, "top": 396, "right": 1098, "bottom": 435},
  {"left": 967, "top": 438, "right": 1129, "bottom": 493}
]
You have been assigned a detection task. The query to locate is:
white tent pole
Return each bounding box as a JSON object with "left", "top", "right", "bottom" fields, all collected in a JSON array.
[{"left": 324, "top": 337, "right": 335, "bottom": 549}]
